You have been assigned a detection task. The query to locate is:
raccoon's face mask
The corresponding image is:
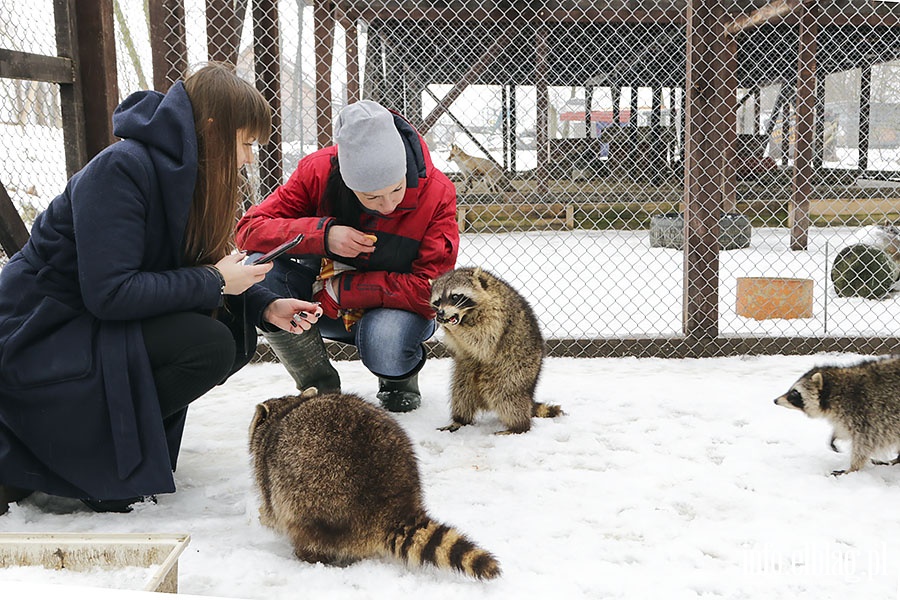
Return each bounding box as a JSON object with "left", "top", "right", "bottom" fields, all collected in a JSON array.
[{"left": 431, "top": 291, "right": 476, "bottom": 326}]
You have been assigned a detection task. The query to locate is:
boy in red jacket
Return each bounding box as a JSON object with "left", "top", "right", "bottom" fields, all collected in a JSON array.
[{"left": 236, "top": 100, "right": 459, "bottom": 411}]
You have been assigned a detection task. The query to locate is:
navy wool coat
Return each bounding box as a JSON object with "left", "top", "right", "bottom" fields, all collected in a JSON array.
[{"left": 0, "top": 83, "right": 277, "bottom": 500}]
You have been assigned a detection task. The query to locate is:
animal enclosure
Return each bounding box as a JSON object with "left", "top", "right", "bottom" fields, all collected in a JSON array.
[{"left": 1, "top": 0, "right": 899, "bottom": 358}]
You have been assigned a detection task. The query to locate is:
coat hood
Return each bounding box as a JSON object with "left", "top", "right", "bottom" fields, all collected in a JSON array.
[
  {"left": 112, "top": 82, "right": 198, "bottom": 259},
  {"left": 392, "top": 112, "right": 428, "bottom": 188}
]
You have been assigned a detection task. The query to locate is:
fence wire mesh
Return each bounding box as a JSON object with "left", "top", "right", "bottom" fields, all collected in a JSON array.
[{"left": 1, "top": 0, "right": 899, "bottom": 357}]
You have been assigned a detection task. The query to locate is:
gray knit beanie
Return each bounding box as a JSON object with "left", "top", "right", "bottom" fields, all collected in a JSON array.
[{"left": 334, "top": 100, "right": 407, "bottom": 192}]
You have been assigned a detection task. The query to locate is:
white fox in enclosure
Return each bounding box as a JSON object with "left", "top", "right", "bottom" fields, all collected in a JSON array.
[{"left": 448, "top": 144, "right": 509, "bottom": 193}]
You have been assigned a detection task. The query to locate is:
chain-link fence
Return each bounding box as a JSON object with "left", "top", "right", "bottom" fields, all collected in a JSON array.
[{"left": 1, "top": 1, "right": 899, "bottom": 357}]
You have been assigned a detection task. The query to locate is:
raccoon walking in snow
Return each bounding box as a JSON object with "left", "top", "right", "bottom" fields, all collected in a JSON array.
[
  {"left": 774, "top": 356, "right": 900, "bottom": 475},
  {"left": 430, "top": 267, "right": 563, "bottom": 434},
  {"left": 248, "top": 388, "right": 501, "bottom": 579}
]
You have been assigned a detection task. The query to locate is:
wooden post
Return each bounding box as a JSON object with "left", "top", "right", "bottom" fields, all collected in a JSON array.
[
  {"left": 721, "top": 34, "right": 737, "bottom": 214},
  {"left": 535, "top": 23, "right": 549, "bottom": 194},
  {"left": 858, "top": 61, "right": 872, "bottom": 174},
  {"left": 345, "top": 19, "right": 360, "bottom": 105},
  {"left": 584, "top": 84, "right": 593, "bottom": 138},
  {"left": 313, "top": 0, "right": 334, "bottom": 149},
  {"left": 683, "top": 0, "right": 729, "bottom": 339},
  {"left": 790, "top": 1, "right": 817, "bottom": 251},
  {"left": 813, "top": 67, "right": 825, "bottom": 168},
  {"left": 611, "top": 86, "right": 620, "bottom": 125},
  {"left": 781, "top": 96, "right": 790, "bottom": 167},
  {"left": 206, "top": 0, "right": 248, "bottom": 66},
  {"left": 149, "top": 0, "right": 187, "bottom": 92},
  {"left": 509, "top": 84, "right": 517, "bottom": 173},
  {"left": 253, "top": 0, "right": 282, "bottom": 198},
  {"left": 502, "top": 85, "right": 509, "bottom": 171},
  {"left": 73, "top": 0, "right": 118, "bottom": 161},
  {"left": 53, "top": 0, "right": 87, "bottom": 176},
  {"left": 750, "top": 87, "right": 759, "bottom": 133},
  {"left": 629, "top": 84, "right": 638, "bottom": 126}
]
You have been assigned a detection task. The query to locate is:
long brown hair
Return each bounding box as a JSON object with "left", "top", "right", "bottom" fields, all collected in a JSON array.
[{"left": 182, "top": 62, "right": 271, "bottom": 266}]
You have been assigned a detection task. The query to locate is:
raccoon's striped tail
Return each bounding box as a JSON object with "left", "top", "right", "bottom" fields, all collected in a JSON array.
[
  {"left": 533, "top": 402, "right": 564, "bottom": 418},
  {"left": 388, "top": 515, "right": 501, "bottom": 580}
]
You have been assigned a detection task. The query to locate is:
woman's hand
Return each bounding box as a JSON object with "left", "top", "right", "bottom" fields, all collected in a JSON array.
[
  {"left": 326, "top": 225, "right": 376, "bottom": 258},
  {"left": 264, "top": 298, "right": 323, "bottom": 333},
  {"left": 214, "top": 252, "right": 272, "bottom": 295}
]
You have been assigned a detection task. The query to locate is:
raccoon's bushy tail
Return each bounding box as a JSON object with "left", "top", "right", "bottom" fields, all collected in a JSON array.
[
  {"left": 533, "top": 402, "right": 564, "bottom": 418},
  {"left": 388, "top": 515, "right": 501, "bottom": 580}
]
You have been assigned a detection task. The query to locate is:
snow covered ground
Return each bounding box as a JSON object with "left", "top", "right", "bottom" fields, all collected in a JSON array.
[{"left": 4, "top": 354, "right": 900, "bottom": 599}]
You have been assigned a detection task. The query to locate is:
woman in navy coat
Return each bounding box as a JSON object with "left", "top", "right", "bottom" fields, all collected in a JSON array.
[{"left": 0, "top": 64, "right": 320, "bottom": 513}]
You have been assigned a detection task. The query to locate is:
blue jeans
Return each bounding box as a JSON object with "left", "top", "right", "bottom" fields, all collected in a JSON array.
[{"left": 252, "top": 255, "right": 435, "bottom": 379}]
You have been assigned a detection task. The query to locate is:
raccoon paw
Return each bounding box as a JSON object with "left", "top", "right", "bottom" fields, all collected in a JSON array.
[
  {"left": 871, "top": 455, "right": 900, "bottom": 467},
  {"left": 830, "top": 469, "right": 850, "bottom": 477},
  {"left": 438, "top": 422, "right": 464, "bottom": 433}
]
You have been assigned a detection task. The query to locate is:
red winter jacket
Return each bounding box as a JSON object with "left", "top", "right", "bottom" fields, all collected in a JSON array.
[{"left": 236, "top": 113, "right": 459, "bottom": 319}]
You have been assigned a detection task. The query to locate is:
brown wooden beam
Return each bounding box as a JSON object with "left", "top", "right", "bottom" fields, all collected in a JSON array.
[
  {"left": 0, "top": 50, "right": 74, "bottom": 83},
  {"left": 206, "top": 0, "right": 248, "bottom": 66},
  {"left": 535, "top": 24, "right": 549, "bottom": 195},
  {"left": 340, "top": 6, "right": 685, "bottom": 26},
  {"left": 253, "top": 0, "right": 283, "bottom": 198},
  {"left": 725, "top": 0, "right": 813, "bottom": 35},
  {"left": 344, "top": 19, "right": 360, "bottom": 105},
  {"left": 721, "top": 35, "right": 738, "bottom": 214},
  {"left": 0, "top": 179, "right": 30, "bottom": 257},
  {"left": 313, "top": 0, "right": 335, "bottom": 149},
  {"left": 341, "top": 3, "right": 894, "bottom": 29},
  {"left": 790, "top": 2, "right": 818, "bottom": 251},
  {"left": 683, "top": 0, "right": 730, "bottom": 338},
  {"left": 53, "top": 0, "right": 87, "bottom": 177},
  {"left": 420, "top": 26, "right": 514, "bottom": 135},
  {"left": 508, "top": 84, "right": 517, "bottom": 172},
  {"left": 74, "top": 0, "right": 119, "bottom": 161},
  {"left": 858, "top": 61, "right": 872, "bottom": 174},
  {"left": 149, "top": 0, "right": 187, "bottom": 92}
]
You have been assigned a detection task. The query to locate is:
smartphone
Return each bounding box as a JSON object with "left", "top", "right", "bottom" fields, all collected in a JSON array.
[{"left": 250, "top": 233, "right": 304, "bottom": 265}]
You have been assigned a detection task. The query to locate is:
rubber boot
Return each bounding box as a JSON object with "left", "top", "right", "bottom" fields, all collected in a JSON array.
[
  {"left": 377, "top": 373, "right": 421, "bottom": 413},
  {"left": 263, "top": 327, "right": 341, "bottom": 393}
]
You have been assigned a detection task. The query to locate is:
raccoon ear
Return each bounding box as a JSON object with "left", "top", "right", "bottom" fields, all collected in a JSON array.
[
  {"left": 250, "top": 403, "right": 269, "bottom": 433},
  {"left": 811, "top": 372, "right": 823, "bottom": 390},
  {"left": 471, "top": 267, "right": 490, "bottom": 290}
]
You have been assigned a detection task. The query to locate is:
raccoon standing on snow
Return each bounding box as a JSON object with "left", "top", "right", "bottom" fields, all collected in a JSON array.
[
  {"left": 430, "top": 267, "right": 563, "bottom": 434},
  {"left": 774, "top": 356, "right": 900, "bottom": 475},
  {"left": 248, "top": 388, "right": 501, "bottom": 579}
]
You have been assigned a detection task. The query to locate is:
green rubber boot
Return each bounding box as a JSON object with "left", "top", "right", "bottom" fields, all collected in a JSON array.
[
  {"left": 376, "top": 373, "right": 421, "bottom": 413},
  {"left": 263, "top": 327, "right": 340, "bottom": 393}
]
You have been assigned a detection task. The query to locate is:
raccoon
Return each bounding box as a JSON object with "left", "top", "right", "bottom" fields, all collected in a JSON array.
[
  {"left": 774, "top": 356, "right": 900, "bottom": 475},
  {"left": 430, "top": 267, "right": 563, "bottom": 434},
  {"left": 248, "top": 388, "right": 501, "bottom": 579}
]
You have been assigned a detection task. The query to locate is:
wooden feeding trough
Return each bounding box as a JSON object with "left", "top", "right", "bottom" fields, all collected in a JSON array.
[
  {"left": 0, "top": 532, "right": 190, "bottom": 593},
  {"left": 736, "top": 277, "right": 814, "bottom": 320}
]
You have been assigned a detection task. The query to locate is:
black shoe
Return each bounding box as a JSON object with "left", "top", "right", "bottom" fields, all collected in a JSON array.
[
  {"left": 377, "top": 373, "right": 421, "bottom": 413},
  {"left": 0, "top": 485, "right": 33, "bottom": 516},
  {"left": 81, "top": 495, "right": 157, "bottom": 513}
]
